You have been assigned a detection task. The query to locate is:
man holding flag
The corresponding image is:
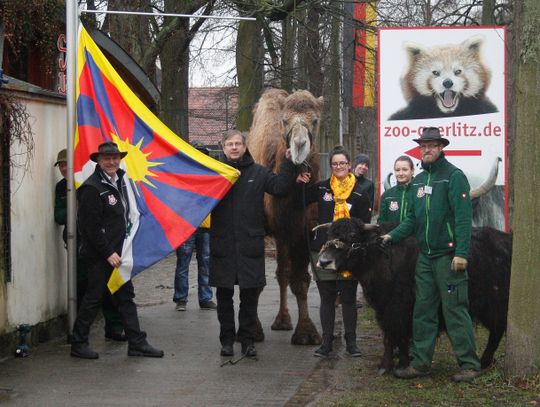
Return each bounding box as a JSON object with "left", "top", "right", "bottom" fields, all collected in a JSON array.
[{"left": 70, "top": 141, "right": 163, "bottom": 359}]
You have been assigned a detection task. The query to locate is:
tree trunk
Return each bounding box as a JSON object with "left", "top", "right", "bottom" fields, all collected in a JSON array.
[
  {"left": 481, "top": 0, "right": 496, "bottom": 25},
  {"left": 236, "top": 18, "right": 264, "bottom": 131},
  {"left": 504, "top": 0, "right": 540, "bottom": 377},
  {"left": 280, "top": 16, "right": 294, "bottom": 93},
  {"left": 306, "top": 4, "right": 323, "bottom": 98},
  {"left": 159, "top": 13, "right": 190, "bottom": 139},
  {"left": 104, "top": 0, "right": 152, "bottom": 66},
  {"left": 296, "top": 9, "right": 307, "bottom": 90},
  {"left": 326, "top": 7, "right": 341, "bottom": 151}
]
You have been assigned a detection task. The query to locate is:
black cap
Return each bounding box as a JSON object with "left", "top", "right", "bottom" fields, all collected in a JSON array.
[
  {"left": 413, "top": 127, "right": 449, "bottom": 146},
  {"left": 90, "top": 141, "right": 128, "bottom": 162},
  {"left": 354, "top": 154, "right": 370, "bottom": 168}
]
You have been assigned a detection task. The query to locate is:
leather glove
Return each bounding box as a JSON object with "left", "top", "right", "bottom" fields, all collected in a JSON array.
[
  {"left": 451, "top": 256, "right": 468, "bottom": 272},
  {"left": 377, "top": 234, "right": 392, "bottom": 249}
]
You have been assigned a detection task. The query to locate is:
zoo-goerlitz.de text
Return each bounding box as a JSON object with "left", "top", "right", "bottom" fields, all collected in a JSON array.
[{"left": 383, "top": 122, "right": 503, "bottom": 138}]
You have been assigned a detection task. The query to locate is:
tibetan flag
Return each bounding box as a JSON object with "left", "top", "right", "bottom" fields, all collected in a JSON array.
[
  {"left": 74, "top": 26, "right": 238, "bottom": 293},
  {"left": 352, "top": 1, "right": 377, "bottom": 107}
]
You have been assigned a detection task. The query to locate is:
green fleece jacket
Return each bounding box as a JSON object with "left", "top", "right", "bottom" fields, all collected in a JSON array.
[
  {"left": 378, "top": 183, "right": 411, "bottom": 224},
  {"left": 389, "top": 153, "right": 472, "bottom": 258}
]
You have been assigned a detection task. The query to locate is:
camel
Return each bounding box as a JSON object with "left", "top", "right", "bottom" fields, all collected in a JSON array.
[{"left": 248, "top": 88, "right": 323, "bottom": 345}]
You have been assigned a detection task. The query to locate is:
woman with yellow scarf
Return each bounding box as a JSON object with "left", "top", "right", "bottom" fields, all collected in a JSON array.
[{"left": 298, "top": 146, "right": 372, "bottom": 358}]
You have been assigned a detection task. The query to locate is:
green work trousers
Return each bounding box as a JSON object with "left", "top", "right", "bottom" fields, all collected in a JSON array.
[{"left": 410, "top": 253, "right": 480, "bottom": 372}]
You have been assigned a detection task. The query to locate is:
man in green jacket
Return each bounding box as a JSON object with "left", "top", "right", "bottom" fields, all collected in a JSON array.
[{"left": 379, "top": 127, "right": 481, "bottom": 383}]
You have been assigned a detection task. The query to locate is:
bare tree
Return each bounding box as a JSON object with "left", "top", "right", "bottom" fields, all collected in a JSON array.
[{"left": 504, "top": 0, "right": 540, "bottom": 377}]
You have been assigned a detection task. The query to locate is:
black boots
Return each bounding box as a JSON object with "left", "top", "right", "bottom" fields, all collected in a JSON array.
[
  {"left": 241, "top": 341, "right": 257, "bottom": 357},
  {"left": 314, "top": 334, "right": 334, "bottom": 357},
  {"left": 345, "top": 333, "right": 361, "bottom": 357},
  {"left": 220, "top": 343, "right": 234, "bottom": 356},
  {"left": 70, "top": 343, "right": 99, "bottom": 359},
  {"left": 127, "top": 342, "right": 164, "bottom": 358}
]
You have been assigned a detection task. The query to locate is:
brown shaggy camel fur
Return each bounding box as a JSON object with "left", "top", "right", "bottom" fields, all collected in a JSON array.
[{"left": 248, "top": 88, "right": 324, "bottom": 345}]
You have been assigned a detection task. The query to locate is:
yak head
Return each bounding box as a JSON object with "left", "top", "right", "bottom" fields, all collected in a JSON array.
[{"left": 315, "top": 218, "right": 381, "bottom": 274}]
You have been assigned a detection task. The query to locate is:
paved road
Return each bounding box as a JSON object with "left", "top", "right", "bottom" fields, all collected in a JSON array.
[{"left": 0, "top": 254, "right": 348, "bottom": 406}]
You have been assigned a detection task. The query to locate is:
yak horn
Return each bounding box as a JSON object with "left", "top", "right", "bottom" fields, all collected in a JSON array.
[
  {"left": 312, "top": 223, "right": 332, "bottom": 232},
  {"left": 383, "top": 172, "right": 392, "bottom": 191},
  {"left": 470, "top": 157, "right": 501, "bottom": 200},
  {"left": 363, "top": 223, "right": 380, "bottom": 231}
]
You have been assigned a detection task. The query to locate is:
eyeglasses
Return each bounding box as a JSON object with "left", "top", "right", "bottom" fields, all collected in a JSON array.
[
  {"left": 331, "top": 161, "right": 349, "bottom": 168},
  {"left": 419, "top": 143, "right": 441, "bottom": 150},
  {"left": 224, "top": 142, "right": 244, "bottom": 148}
]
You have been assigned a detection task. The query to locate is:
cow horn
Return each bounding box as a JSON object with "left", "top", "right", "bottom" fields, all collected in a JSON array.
[
  {"left": 312, "top": 223, "right": 332, "bottom": 232},
  {"left": 363, "top": 223, "right": 380, "bottom": 231},
  {"left": 383, "top": 172, "right": 392, "bottom": 191},
  {"left": 470, "top": 157, "right": 501, "bottom": 200}
]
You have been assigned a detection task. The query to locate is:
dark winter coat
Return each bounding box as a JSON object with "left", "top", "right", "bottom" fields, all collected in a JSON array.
[
  {"left": 77, "top": 165, "right": 130, "bottom": 259},
  {"left": 305, "top": 178, "right": 372, "bottom": 252},
  {"left": 55, "top": 178, "right": 68, "bottom": 244},
  {"left": 209, "top": 150, "right": 296, "bottom": 289},
  {"left": 355, "top": 175, "right": 375, "bottom": 210}
]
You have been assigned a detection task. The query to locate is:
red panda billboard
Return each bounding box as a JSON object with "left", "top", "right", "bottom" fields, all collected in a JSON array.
[{"left": 378, "top": 27, "right": 507, "bottom": 231}]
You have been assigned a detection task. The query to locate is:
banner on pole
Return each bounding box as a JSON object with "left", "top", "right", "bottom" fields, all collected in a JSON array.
[{"left": 378, "top": 27, "right": 507, "bottom": 231}]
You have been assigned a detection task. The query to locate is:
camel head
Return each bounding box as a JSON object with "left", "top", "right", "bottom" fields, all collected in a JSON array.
[{"left": 282, "top": 90, "right": 324, "bottom": 165}]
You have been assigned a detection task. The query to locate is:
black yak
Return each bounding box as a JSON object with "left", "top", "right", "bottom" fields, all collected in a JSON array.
[{"left": 316, "top": 218, "right": 511, "bottom": 374}]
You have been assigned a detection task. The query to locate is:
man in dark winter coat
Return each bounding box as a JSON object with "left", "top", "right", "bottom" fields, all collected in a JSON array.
[
  {"left": 353, "top": 153, "right": 375, "bottom": 211},
  {"left": 70, "top": 141, "right": 163, "bottom": 359},
  {"left": 209, "top": 130, "right": 296, "bottom": 358}
]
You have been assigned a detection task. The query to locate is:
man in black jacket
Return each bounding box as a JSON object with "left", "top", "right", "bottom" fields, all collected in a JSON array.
[
  {"left": 70, "top": 142, "right": 163, "bottom": 359},
  {"left": 353, "top": 154, "right": 375, "bottom": 211},
  {"left": 209, "top": 130, "right": 296, "bottom": 358}
]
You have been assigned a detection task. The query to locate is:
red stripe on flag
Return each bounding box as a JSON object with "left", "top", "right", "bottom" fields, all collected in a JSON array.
[
  {"left": 140, "top": 184, "right": 196, "bottom": 249},
  {"left": 155, "top": 171, "right": 233, "bottom": 200},
  {"left": 100, "top": 74, "right": 136, "bottom": 143},
  {"left": 352, "top": 2, "right": 367, "bottom": 107},
  {"left": 75, "top": 125, "right": 105, "bottom": 170},
  {"left": 140, "top": 135, "right": 185, "bottom": 160}
]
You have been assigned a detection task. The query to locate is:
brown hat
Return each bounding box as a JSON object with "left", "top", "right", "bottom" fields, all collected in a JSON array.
[
  {"left": 54, "top": 149, "right": 67, "bottom": 166},
  {"left": 90, "top": 141, "right": 128, "bottom": 162},
  {"left": 413, "top": 127, "right": 449, "bottom": 146}
]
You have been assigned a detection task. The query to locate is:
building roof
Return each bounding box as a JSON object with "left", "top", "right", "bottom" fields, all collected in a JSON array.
[{"left": 188, "top": 87, "right": 238, "bottom": 147}]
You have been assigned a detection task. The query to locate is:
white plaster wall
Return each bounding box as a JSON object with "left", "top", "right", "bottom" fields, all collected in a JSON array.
[{"left": 7, "top": 95, "right": 67, "bottom": 327}]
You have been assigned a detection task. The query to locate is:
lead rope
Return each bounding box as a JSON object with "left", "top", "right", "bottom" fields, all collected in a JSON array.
[{"left": 300, "top": 163, "right": 322, "bottom": 282}]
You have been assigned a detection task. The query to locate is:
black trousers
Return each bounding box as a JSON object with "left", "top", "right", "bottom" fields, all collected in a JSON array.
[
  {"left": 216, "top": 286, "right": 259, "bottom": 345},
  {"left": 316, "top": 280, "right": 358, "bottom": 337},
  {"left": 76, "top": 258, "right": 124, "bottom": 335},
  {"left": 71, "top": 258, "right": 146, "bottom": 346}
]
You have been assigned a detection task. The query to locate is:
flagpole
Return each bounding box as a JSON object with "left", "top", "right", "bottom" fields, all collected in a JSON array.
[
  {"left": 80, "top": 9, "right": 256, "bottom": 21},
  {"left": 66, "top": 0, "right": 79, "bottom": 333}
]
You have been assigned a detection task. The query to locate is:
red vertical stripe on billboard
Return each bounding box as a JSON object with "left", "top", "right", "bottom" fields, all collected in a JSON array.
[{"left": 353, "top": 2, "right": 367, "bottom": 107}]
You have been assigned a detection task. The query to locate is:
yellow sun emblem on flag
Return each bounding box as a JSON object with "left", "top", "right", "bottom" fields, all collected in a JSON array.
[{"left": 113, "top": 135, "right": 162, "bottom": 190}]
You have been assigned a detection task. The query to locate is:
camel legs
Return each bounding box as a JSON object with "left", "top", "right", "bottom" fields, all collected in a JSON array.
[
  {"left": 289, "top": 269, "right": 321, "bottom": 345},
  {"left": 271, "top": 245, "right": 293, "bottom": 331}
]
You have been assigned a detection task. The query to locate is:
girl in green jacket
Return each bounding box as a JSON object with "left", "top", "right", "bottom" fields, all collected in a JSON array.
[{"left": 378, "top": 155, "right": 414, "bottom": 224}]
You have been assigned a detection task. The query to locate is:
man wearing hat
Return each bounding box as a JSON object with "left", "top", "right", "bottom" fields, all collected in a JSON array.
[
  {"left": 54, "top": 149, "right": 126, "bottom": 342},
  {"left": 70, "top": 141, "right": 163, "bottom": 359},
  {"left": 54, "top": 149, "right": 68, "bottom": 244},
  {"left": 379, "top": 127, "right": 481, "bottom": 382}
]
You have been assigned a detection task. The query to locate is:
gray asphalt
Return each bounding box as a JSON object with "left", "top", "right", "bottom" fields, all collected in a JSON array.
[{"left": 0, "top": 254, "right": 338, "bottom": 406}]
